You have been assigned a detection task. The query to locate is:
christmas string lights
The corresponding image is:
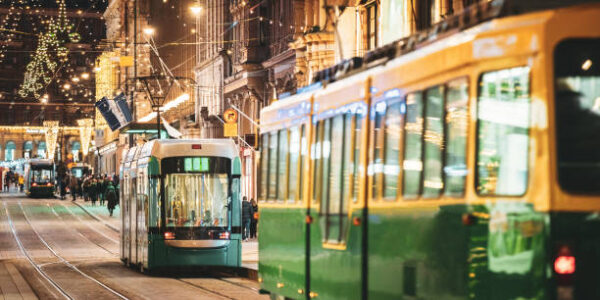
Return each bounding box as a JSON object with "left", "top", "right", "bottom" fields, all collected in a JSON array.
[{"left": 18, "top": 0, "right": 83, "bottom": 99}]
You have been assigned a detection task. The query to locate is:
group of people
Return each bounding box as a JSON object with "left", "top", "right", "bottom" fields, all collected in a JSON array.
[
  {"left": 57, "top": 173, "right": 120, "bottom": 217},
  {"left": 0, "top": 168, "right": 24, "bottom": 193},
  {"left": 241, "top": 196, "right": 259, "bottom": 241}
]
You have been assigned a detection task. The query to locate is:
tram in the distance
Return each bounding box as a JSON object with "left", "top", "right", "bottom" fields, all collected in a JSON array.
[
  {"left": 71, "top": 163, "right": 93, "bottom": 179},
  {"left": 24, "top": 159, "right": 55, "bottom": 198},
  {"left": 120, "top": 139, "right": 243, "bottom": 272},
  {"left": 258, "top": 1, "right": 600, "bottom": 299}
]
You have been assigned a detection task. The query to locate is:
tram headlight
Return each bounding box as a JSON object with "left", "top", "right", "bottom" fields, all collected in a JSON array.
[
  {"left": 164, "top": 231, "right": 176, "bottom": 240},
  {"left": 219, "top": 232, "right": 230, "bottom": 239},
  {"left": 47, "top": 183, "right": 53, "bottom": 187},
  {"left": 32, "top": 183, "right": 37, "bottom": 187}
]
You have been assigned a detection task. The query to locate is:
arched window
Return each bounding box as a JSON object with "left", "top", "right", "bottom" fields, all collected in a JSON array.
[
  {"left": 37, "top": 141, "right": 46, "bottom": 159},
  {"left": 24, "top": 141, "right": 33, "bottom": 159},
  {"left": 5, "top": 141, "right": 16, "bottom": 161},
  {"left": 71, "top": 141, "right": 81, "bottom": 162}
]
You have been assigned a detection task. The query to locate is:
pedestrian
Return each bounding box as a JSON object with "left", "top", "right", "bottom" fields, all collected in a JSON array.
[
  {"left": 60, "top": 175, "right": 68, "bottom": 200},
  {"left": 98, "top": 175, "right": 106, "bottom": 206},
  {"left": 18, "top": 175, "right": 24, "bottom": 192},
  {"left": 69, "top": 174, "right": 78, "bottom": 201},
  {"left": 250, "top": 198, "right": 258, "bottom": 239},
  {"left": 4, "top": 170, "right": 11, "bottom": 192},
  {"left": 106, "top": 180, "right": 118, "bottom": 217},
  {"left": 89, "top": 178, "right": 97, "bottom": 206},
  {"left": 242, "top": 196, "right": 252, "bottom": 241},
  {"left": 77, "top": 176, "right": 83, "bottom": 199},
  {"left": 82, "top": 176, "right": 90, "bottom": 201}
]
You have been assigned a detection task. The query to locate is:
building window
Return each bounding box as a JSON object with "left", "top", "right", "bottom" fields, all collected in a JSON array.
[
  {"left": 5, "top": 141, "right": 16, "bottom": 161},
  {"left": 365, "top": 1, "right": 378, "bottom": 51}
]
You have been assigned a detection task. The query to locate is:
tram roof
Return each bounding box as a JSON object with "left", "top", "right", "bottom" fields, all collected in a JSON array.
[
  {"left": 27, "top": 159, "right": 54, "bottom": 166},
  {"left": 139, "top": 139, "right": 239, "bottom": 160}
]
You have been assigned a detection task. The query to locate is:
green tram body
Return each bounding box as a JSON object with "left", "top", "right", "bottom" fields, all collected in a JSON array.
[
  {"left": 24, "top": 159, "right": 55, "bottom": 198},
  {"left": 257, "top": 3, "right": 600, "bottom": 300},
  {"left": 120, "top": 139, "right": 243, "bottom": 272}
]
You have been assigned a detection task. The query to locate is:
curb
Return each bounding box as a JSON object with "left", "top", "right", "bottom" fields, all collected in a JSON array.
[{"left": 72, "top": 201, "right": 120, "bottom": 233}]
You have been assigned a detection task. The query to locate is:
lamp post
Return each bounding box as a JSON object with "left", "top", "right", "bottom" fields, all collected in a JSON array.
[{"left": 137, "top": 75, "right": 184, "bottom": 140}]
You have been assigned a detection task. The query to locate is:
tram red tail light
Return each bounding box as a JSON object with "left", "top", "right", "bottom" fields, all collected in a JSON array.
[
  {"left": 219, "top": 232, "right": 230, "bottom": 239},
  {"left": 555, "top": 255, "right": 576, "bottom": 275},
  {"left": 164, "top": 232, "right": 176, "bottom": 240}
]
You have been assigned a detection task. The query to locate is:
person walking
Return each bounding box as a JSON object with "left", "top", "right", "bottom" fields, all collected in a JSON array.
[
  {"left": 18, "top": 175, "right": 24, "bottom": 192},
  {"left": 105, "top": 181, "right": 117, "bottom": 217},
  {"left": 69, "top": 174, "right": 78, "bottom": 201},
  {"left": 250, "top": 198, "right": 258, "bottom": 239},
  {"left": 60, "top": 175, "right": 68, "bottom": 200},
  {"left": 242, "top": 196, "right": 252, "bottom": 241},
  {"left": 89, "top": 178, "right": 97, "bottom": 206},
  {"left": 99, "top": 175, "right": 107, "bottom": 206}
]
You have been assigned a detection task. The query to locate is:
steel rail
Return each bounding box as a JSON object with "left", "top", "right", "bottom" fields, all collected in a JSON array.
[
  {"left": 2, "top": 201, "right": 72, "bottom": 300},
  {"left": 16, "top": 200, "right": 130, "bottom": 300}
]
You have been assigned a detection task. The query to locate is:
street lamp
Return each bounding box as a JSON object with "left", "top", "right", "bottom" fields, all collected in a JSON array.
[
  {"left": 190, "top": 3, "right": 202, "bottom": 15},
  {"left": 137, "top": 75, "right": 181, "bottom": 140},
  {"left": 143, "top": 27, "right": 155, "bottom": 36}
]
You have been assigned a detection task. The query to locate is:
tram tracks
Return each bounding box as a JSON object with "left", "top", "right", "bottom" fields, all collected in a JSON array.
[
  {"left": 2, "top": 200, "right": 129, "bottom": 300},
  {"left": 48, "top": 200, "right": 260, "bottom": 299}
]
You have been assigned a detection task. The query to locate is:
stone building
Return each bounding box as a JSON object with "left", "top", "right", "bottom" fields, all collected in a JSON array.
[{"left": 194, "top": 0, "right": 232, "bottom": 139}]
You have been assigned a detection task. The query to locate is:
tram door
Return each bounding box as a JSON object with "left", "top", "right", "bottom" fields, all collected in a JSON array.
[
  {"left": 137, "top": 167, "right": 149, "bottom": 269},
  {"left": 130, "top": 163, "right": 138, "bottom": 265},
  {"left": 309, "top": 112, "right": 365, "bottom": 299},
  {"left": 121, "top": 171, "right": 129, "bottom": 262}
]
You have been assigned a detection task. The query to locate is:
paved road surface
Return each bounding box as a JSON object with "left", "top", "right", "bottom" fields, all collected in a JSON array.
[{"left": 0, "top": 193, "right": 267, "bottom": 300}]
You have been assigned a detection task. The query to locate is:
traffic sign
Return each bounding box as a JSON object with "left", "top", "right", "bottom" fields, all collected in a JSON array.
[{"left": 223, "top": 108, "right": 238, "bottom": 123}]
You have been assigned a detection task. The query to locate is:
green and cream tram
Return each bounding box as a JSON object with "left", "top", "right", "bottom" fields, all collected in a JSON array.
[
  {"left": 24, "top": 159, "right": 55, "bottom": 198},
  {"left": 120, "top": 139, "right": 243, "bottom": 272},
  {"left": 258, "top": 1, "right": 600, "bottom": 299}
]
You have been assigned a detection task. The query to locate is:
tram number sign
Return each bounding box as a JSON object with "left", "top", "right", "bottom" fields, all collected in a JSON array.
[{"left": 184, "top": 157, "right": 209, "bottom": 172}]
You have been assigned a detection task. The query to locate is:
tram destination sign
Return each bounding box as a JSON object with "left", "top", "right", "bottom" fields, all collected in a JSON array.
[{"left": 184, "top": 157, "right": 210, "bottom": 172}]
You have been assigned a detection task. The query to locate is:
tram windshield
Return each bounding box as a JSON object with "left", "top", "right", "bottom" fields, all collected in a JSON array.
[
  {"left": 555, "top": 39, "right": 600, "bottom": 193},
  {"left": 30, "top": 167, "right": 53, "bottom": 184},
  {"left": 163, "top": 157, "right": 231, "bottom": 227}
]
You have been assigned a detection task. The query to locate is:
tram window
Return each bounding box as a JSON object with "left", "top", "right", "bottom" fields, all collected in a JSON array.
[
  {"left": 383, "top": 101, "right": 404, "bottom": 200},
  {"left": 312, "top": 122, "right": 323, "bottom": 204},
  {"left": 329, "top": 115, "right": 344, "bottom": 215},
  {"left": 268, "top": 131, "right": 278, "bottom": 200},
  {"left": 342, "top": 113, "right": 353, "bottom": 210},
  {"left": 403, "top": 92, "right": 424, "bottom": 199},
  {"left": 320, "top": 119, "right": 332, "bottom": 213},
  {"left": 554, "top": 39, "right": 600, "bottom": 193},
  {"left": 476, "top": 67, "right": 530, "bottom": 196},
  {"left": 445, "top": 78, "right": 469, "bottom": 197},
  {"left": 288, "top": 126, "right": 301, "bottom": 203},
  {"left": 352, "top": 112, "right": 363, "bottom": 202},
  {"left": 299, "top": 125, "right": 307, "bottom": 201},
  {"left": 277, "top": 129, "right": 288, "bottom": 202},
  {"left": 372, "top": 106, "right": 385, "bottom": 200},
  {"left": 162, "top": 157, "right": 231, "bottom": 227},
  {"left": 259, "top": 134, "right": 269, "bottom": 201},
  {"left": 423, "top": 85, "right": 445, "bottom": 198}
]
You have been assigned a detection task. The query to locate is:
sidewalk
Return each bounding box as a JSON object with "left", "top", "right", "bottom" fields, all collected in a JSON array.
[{"left": 72, "top": 198, "right": 259, "bottom": 271}]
